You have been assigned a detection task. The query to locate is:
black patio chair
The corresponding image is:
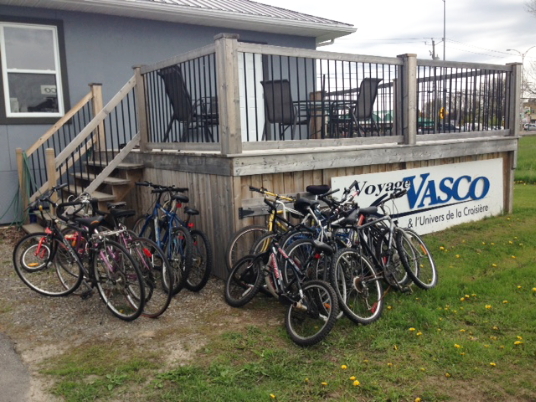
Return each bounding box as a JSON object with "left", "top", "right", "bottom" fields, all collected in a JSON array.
[
  {"left": 260, "top": 79, "right": 309, "bottom": 140},
  {"left": 158, "top": 65, "right": 217, "bottom": 143},
  {"left": 328, "top": 78, "right": 382, "bottom": 137}
]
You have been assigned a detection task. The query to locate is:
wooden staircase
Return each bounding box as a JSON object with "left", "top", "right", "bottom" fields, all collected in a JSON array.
[{"left": 18, "top": 76, "right": 144, "bottom": 234}]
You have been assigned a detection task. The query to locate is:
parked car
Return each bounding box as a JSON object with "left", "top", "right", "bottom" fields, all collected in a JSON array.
[{"left": 525, "top": 123, "right": 536, "bottom": 131}]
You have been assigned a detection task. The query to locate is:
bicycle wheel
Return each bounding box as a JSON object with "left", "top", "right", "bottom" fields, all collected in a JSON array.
[
  {"left": 13, "top": 233, "right": 83, "bottom": 297},
  {"left": 166, "top": 226, "right": 193, "bottom": 295},
  {"left": 396, "top": 228, "right": 438, "bottom": 290},
  {"left": 283, "top": 239, "right": 329, "bottom": 283},
  {"left": 224, "top": 254, "right": 263, "bottom": 307},
  {"left": 225, "top": 225, "right": 269, "bottom": 272},
  {"left": 93, "top": 239, "right": 145, "bottom": 321},
  {"left": 285, "top": 279, "right": 339, "bottom": 347},
  {"left": 132, "top": 215, "right": 155, "bottom": 242},
  {"left": 374, "top": 227, "right": 412, "bottom": 289},
  {"left": 184, "top": 229, "right": 213, "bottom": 292},
  {"left": 330, "top": 247, "right": 384, "bottom": 325},
  {"left": 126, "top": 236, "right": 173, "bottom": 318}
]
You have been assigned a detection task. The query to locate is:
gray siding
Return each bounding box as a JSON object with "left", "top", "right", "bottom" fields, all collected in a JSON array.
[{"left": 0, "top": 5, "right": 316, "bottom": 223}]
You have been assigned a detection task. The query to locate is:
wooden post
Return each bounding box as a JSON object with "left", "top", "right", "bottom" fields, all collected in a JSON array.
[
  {"left": 505, "top": 62, "right": 522, "bottom": 214},
  {"left": 133, "top": 66, "right": 149, "bottom": 152},
  {"left": 90, "top": 83, "right": 105, "bottom": 151},
  {"left": 214, "top": 33, "right": 242, "bottom": 155},
  {"left": 397, "top": 54, "right": 417, "bottom": 145},
  {"left": 45, "top": 149, "right": 58, "bottom": 210},
  {"left": 16, "top": 148, "right": 29, "bottom": 224},
  {"left": 506, "top": 62, "right": 522, "bottom": 137}
]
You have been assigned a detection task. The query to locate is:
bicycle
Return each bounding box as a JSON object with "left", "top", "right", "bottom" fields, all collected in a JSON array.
[
  {"left": 224, "top": 233, "right": 339, "bottom": 347},
  {"left": 132, "top": 182, "right": 194, "bottom": 293},
  {"left": 225, "top": 186, "right": 302, "bottom": 272},
  {"left": 12, "top": 184, "right": 146, "bottom": 321}
]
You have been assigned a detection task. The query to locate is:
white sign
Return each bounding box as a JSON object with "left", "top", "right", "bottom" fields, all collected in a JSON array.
[
  {"left": 41, "top": 85, "right": 57, "bottom": 96},
  {"left": 331, "top": 159, "right": 504, "bottom": 234}
]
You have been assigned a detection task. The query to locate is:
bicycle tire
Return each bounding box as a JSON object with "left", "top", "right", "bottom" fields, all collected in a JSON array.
[
  {"left": 166, "top": 226, "right": 193, "bottom": 295},
  {"left": 126, "top": 236, "right": 174, "bottom": 318},
  {"left": 330, "top": 247, "right": 384, "bottom": 325},
  {"left": 285, "top": 279, "right": 339, "bottom": 347},
  {"left": 93, "top": 239, "right": 145, "bottom": 321},
  {"left": 224, "top": 254, "right": 263, "bottom": 307},
  {"left": 225, "top": 225, "right": 269, "bottom": 272},
  {"left": 184, "top": 229, "right": 213, "bottom": 292},
  {"left": 396, "top": 228, "right": 438, "bottom": 290},
  {"left": 132, "top": 215, "right": 155, "bottom": 242},
  {"left": 374, "top": 226, "right": 412, "bottom": 289},
  {"left": 283, "top": 239, "right": 329, "bottom": 283},
  {"left": 13, "top": 233, "right": 83, "bottom": 297}
]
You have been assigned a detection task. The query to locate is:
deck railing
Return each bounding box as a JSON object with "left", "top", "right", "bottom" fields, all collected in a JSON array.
[{"left": 136, "top": 34, "right": 522, "bottom": 154}]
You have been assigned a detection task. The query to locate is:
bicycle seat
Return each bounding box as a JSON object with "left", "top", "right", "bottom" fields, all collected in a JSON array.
[
  {"left": 294, "top": 198, "right": 320, "bottom": 215},
  {"left": 110, "top": 208, "right": 136, "bottom": 219},
  {"left": 184, "top": 207, "right": 199, "bottom": 216},
  {"left": 172, "top": 194, "right": 189, "bottom": 203},
  {"left": 358, "top": 207, "right": 379, "bottom": 216},
  {"left": 73, "top": 215, "right": 106, "bottom": 231},
  {"left": 306, "top": 184, "right": 330, "bottom": 196},
  {"left": 312, "top": 240, "right": 334, "bottom": 255}
]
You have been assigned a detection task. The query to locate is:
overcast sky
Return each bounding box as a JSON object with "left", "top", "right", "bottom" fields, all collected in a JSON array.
[{"left": 258, "top": 0, "right": 535, "bottom": 67}]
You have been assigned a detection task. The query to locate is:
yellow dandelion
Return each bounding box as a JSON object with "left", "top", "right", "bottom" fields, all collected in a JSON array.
[
  {"left": 420, "top": 367, "right": 426, "bottom": 371},
  {"left": 517, "top": 285, "right": 522, "bottom": 289},
  {"left": 363, "top": 359, "right": 369, "bottom": 363},
  {"left": 341, "top": 364, "right": 348, "bottom": 370},
  {"left": 415, "top": 398, "right": 422, "bottom": 402},
  {"left": 387, "top": 305, "right": 392, "bottom": 310},
  {"left": 472, "top": 294, "right": 477, "bottom": 297},
  {"left": 491, "top": 243, "right": 495, "bottom": 245},
  {"left": 409, "top": 327, "right": 416, "bottom": 331},
  {"left": 304, "top": 378, "right": 309, "bottom": 384},
  {"left": 387, "top": 362, "right": 393, "bottom": 367},
  {"left": 460, "top": 297, "right": 465, "bottom": 301},
  {"left": 489, "top": 362, "right": 497, "bottom": 367},
  {"left": 500, "top": 345, "right": 505, "bottom": 349},
  {"left": 492, "top": 326, "right": 499, "bottom": 330},
  {"left": 509, "top": 241, "right": 513, "bottom": 244},
  {"left": 445, "top": 373, "right": 451, "bottom": 378},
  {"left": 353, "top": 380, "right": 360, "bottom": 387},
  {"left": 454, "top": 344, "right": 462, "bottom": 348},
  {"left": 349, "top": 376, "right": 356, "bottom": 381},
  {"left": 417, "top": 332, "right": 423, "bottom": 336},
  {"left": 532, "top": 288, "right": 536, "bottom": 292},
  {"left": 485, "top": 305, "right": 492, "bottom": 309},
  {"left": 321, "top": 381, "right": 328, "bottom": 386},
  {"left": 491, "top": 264, "right": 497, "bottom": 268},
  {"left": 465, "top": 294, "right": 470, "bottom": 298},
  {"left": 482, "top": 242, "right": 486, "bottom": 245},
  {"left": 439, "top": 246, "right": 445, "bottom": 250},
  {"left": 437, "top": 328, "right": 442, "bottom": 332},
  {"left": 270, "top": 394, "right": 276, "bottom": 399},
  {"left": 517, "top": 336, "right": 523, "bottom": 340},
  {"left": 459, "top": 329, "right": 466, "bottom": 333},
  {"left": 456, "top": 254, "right": 460, "bottom": 258},
  {"left": 484, "top": 344, "right": 490, "bottom": 348},
  {"left": 460, "top": 352, "right": 466, "bottom": 356},
  {"left": 514, "top": 341, "right": 523, "bottom": 345},
  {"left": 511, "top": 255, "right": 516, "bottom": 259},
  {"left": 490, "top": 336, "right": 498, "bottom": 340},
  {"left": 394, "top": 345, "right": 398, "bottom": 350}
]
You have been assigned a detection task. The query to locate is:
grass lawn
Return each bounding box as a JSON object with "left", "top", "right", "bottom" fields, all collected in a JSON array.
[{"left": 43, "top": 137, "right": 536, "bottom": 401}]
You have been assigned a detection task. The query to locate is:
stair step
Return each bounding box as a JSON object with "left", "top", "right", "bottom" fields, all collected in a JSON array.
[
  {"left": 66, "top": 186, "right": 116, "bottom": 202},
  {"left": 86, "top": 161, "right": 144, "bottom": 170},
  {"left": 71, "top": 173, "right": 131, "bottom": 185},
  {"left": 22, "top": 223, "right": 45, "bottom": 234}
]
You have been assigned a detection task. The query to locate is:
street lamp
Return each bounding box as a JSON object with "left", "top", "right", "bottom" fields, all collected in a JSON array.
[{"left": 507, "top": 46, "right": 536, "bottom": 97}]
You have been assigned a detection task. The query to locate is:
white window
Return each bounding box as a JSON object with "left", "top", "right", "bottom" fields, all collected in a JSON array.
[{"left": 0, "top": 22, "right": 65, "bottom": 118}]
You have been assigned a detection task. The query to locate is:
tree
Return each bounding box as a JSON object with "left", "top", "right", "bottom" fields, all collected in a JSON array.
[{"left": 527, "top": 0, "right": 536, "bottom": 16}]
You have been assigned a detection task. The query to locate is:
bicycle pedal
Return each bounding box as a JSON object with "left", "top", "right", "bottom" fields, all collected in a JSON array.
[
  {"left": 400, "top": 286, "right": 413, "bottom": 295},
  {"left": 80, "top": 290, "right": 94, "bottom": 300}
]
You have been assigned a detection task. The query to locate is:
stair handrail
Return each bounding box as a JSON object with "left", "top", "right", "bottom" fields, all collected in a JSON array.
[{"left": 28, "top": 75, "right": 137, "bottom": 203}]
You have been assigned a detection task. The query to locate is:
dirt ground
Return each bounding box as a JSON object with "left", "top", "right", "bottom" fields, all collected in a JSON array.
[{"left": 0, "top": 226, "right": 276, "bottom": 401}]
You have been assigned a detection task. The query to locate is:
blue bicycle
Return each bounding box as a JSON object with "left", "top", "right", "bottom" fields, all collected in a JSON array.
[{"left": 132, "top": 181, "right": 212, "bottom": 293}]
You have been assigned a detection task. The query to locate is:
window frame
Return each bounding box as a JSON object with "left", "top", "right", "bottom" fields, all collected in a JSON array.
[{"left": 0, "top": 16, "right": 70, "bottom": 125}]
